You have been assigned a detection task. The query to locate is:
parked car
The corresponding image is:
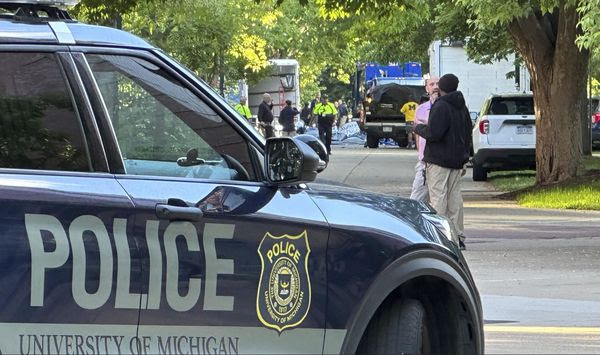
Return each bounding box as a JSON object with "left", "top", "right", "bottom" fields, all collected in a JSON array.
[
  {"left": 0, "top": 1, "right": 483, "bottom": 354},
  {"left": 591, "top": 97, "right": 600, "bottom": 124},
  {"left": 471, "top": 93, "right": 536, "bottom": 181},
  {"left": 593, "top": 122, "right": 600, "bottom": 150}
]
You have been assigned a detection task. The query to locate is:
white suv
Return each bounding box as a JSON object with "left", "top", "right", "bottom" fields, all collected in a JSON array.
[{"left": 471, "top": 93, "right": 536, "bottom": 181}]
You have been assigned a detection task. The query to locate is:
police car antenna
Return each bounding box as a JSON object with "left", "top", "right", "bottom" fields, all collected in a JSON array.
[{"left": 0, "top": 1, "right": 76, "bottom": 22}]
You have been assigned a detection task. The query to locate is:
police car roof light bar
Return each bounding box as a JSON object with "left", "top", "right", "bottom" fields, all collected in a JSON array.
[{"left": 0, "top": 1, "right": 78, "bottom": 21}]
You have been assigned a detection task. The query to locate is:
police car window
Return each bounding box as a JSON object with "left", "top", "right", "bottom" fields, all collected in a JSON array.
[
  {"left": 0, "top": 53, "right": 91, "bottom": 172},
  {"left": 87, "top": 54, "right": 255, "bottom": 181}
]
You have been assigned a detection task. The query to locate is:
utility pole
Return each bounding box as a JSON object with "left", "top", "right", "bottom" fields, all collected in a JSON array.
[
  {"left": 219, "top": 48, "right": 225, "bottom": 96},
  {"left": 114, "top": 13, "right": 122, "bottom": 30}
]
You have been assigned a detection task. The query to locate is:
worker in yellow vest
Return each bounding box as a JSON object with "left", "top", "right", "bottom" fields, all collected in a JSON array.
[
  {"left": 234, "top": 96, "right": 251, "bottom": 120},
  {"left": 313, "top": 95, "right": 337, "bottom": 155}
]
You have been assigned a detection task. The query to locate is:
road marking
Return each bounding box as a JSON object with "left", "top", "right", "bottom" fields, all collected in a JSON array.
[{"left": 485, "top": 325, "right": 600, "bottom": 335}]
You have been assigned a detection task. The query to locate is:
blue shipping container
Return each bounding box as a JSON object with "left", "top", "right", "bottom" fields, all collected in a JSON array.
[
  {"left": 403, "top": 62, "right": 422, "bottom": 77},
  {"left": 364, "top": 62, "right": 422, "bottom": 82}
]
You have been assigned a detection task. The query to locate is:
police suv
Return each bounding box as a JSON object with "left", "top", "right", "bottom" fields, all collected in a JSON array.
[
  {"left": 471, "top": 93, "right": 536, "bottom": 181},
  {"left": 0, "top": 1, "right": 483, "bottom": 354}
]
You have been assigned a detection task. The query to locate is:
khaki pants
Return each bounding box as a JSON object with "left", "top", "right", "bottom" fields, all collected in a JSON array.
[
  {"left": 410, "top": 160, "right": 429, "bottom": 202},
  {"left": 426, "top": 163, "right": 465, "bottom": 238}
]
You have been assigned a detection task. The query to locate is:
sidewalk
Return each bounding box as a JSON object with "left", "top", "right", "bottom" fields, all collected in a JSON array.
[{"left": 463, "top": 179, "right": 600, "bottom": 241}]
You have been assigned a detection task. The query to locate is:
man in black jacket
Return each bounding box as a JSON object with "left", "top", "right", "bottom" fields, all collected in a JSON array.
[
  {"left": 258, "top": 93, "right": 275, "bottom": 138},
  {"left": 300, "top": 102, "right": 311, "bottom": 126},
  {"left": 414, "top": 73, "right": 472, "bottom": 249},
  {"left": 279, "top": 100, "right": 299, "bottom": 136}
]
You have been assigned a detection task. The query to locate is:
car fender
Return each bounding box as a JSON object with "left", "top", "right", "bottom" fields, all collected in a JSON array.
[
  {"left": 339, "top": 249, "right": 483, "bottom": 354},
  {"left": 472, "top": 120, "right": 489, "bottom": 154}
]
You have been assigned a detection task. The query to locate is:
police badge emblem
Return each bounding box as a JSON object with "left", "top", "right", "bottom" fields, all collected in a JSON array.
[{"left": 256, "top": 231, "right": 311, "bottom": 333}]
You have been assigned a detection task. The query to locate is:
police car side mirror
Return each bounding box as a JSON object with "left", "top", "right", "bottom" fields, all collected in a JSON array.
[
  {"left": 294, "top": 134, "right": 328, "bottom": 173},
  {"left": 265, "top": 137, "right": 320, "bottom": 185}
]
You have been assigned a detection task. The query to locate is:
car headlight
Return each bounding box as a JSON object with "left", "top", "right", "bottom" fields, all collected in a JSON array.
[{"left": 421, "top": 213, "right": 459, "bottom": 245}]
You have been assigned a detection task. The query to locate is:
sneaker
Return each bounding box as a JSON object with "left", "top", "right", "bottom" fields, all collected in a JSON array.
[{"left": 459, "top": 239, "right": 466, "bottom": 250}]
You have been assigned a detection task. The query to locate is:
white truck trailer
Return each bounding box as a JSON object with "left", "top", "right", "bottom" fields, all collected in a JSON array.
[
  {"left": 429, "top": 40, "right": 530, "bottom": 113},
  {"left": 246, "top": 59, "right": 300, "bottom": 119}
]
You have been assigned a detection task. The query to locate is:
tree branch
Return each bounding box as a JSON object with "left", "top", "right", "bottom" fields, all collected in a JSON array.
[
  {"left": 507, "top": 12, "right": 555, "bottom": 78},
  {"left": 508, "top": 12, "right": 554, "bottom": 58}
]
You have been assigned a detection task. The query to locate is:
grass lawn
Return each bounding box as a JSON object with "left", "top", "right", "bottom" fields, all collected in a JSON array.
[
  {"left": 488, "top": 155, "right": 600, "bottom": 210},
  {"left": 584, "top": 154, "right": 600, "bottom": 170},
  {"left": 517, "top": 180, "right": 600, "bottom": 210},
  {"left": 488, "top": 170, "right": 536, "bottom": 192}
]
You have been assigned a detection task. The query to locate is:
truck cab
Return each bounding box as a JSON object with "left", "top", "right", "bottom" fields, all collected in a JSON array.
[{"left": 362, "top": 79, "right": 425, "bottom": 148}]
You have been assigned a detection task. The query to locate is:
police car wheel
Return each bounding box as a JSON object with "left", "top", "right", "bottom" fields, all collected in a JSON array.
[{"left": 357, "top": 298, "right": 430, "bottom": 355}]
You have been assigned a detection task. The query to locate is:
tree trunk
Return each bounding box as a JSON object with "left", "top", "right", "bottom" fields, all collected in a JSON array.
[{"left": 508, "top": 4, "right": 589, "bottom": 185}]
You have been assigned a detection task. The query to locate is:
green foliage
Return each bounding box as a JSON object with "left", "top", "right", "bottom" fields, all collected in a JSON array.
[
  {"left": 455, "top": 0, "right": 532, "bottom": 26},
  {"left": 349, "top": 4, "right": 433, "bottom": 65},
  {"left": 71, "top": 0, "right": 600, "bottom": 103},
  {"left": 577, "top": 0, "right": 600, "bottom": 51},
  {"left": 124, "top": 0, "right": 250, "bottom": 86},
  {"left": 72, "top": 0, "right": 436, "bottom": 103},
  {"left": 434, "top": 1, "right": 515, "bottom": 64},
  {"left": 72, "top": 0, "right": 142, "bottom": 26},
  {"left": 259, "top": 0, "right": 361, "bottom": 99}
]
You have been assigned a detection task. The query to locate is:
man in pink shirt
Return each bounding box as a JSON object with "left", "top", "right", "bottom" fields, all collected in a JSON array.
[{"left": 410, "top": 75, "right": 439, "bottom": 202}]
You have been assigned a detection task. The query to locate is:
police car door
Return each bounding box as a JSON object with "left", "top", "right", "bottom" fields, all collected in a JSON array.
[
  {"left": 0, "top": 51, "right": 141, "bottom": 354},
  {"left": 81, "top": 52, "right": 329, "bottom": 354}
]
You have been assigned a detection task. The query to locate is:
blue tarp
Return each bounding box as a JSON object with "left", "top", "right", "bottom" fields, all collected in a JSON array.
[
  {"left": 332, "top": 122, "right": 367, "bottom": 145},
  {"left": 296, "top": 121, "right": 400, "bottom": 147}
]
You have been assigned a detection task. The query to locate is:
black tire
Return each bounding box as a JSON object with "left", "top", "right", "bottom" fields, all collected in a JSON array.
[
  {"left": 367, "top": 134, "right": 379, "bottom": 148},
  {"left": 357, "top": 298, "right": 431, "bottom": 355},
  {"left": 472, "top": 164, "right": 487, "bottom": 181},
  {"left": 394, "top": 138, "right": 408, "bottom": 148}
]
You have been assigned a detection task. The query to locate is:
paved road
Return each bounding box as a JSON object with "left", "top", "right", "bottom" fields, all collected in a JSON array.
[{"left": 318, "top": 145, "right": 600, "bottom": 354}]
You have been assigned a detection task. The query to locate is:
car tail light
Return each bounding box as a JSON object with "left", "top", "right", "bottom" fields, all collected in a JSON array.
[
  {"left": 479, "top": 119, "right": 489, "bottom": 134},
  {"left": 594, "top": 113, "right": 600, "bottom": 124}
]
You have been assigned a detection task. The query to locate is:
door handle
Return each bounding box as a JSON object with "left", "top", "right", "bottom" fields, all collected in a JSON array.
[{"left": 156, "top": 198, "right": 203, "bottom": 222}]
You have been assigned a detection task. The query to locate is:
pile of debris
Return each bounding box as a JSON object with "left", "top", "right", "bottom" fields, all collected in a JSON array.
[{"left": 296, "top": 121, "right": 367, "bottom": 145}]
